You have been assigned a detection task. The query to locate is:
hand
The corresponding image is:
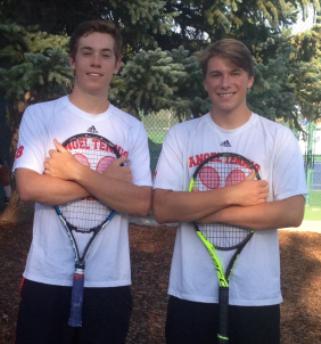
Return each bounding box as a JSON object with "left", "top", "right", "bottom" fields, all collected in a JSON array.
[
  {"left": 228, "top": 172, "right": 269, "bottom": 206},
  {"left": 103, "top": 156, "right": 132, "bottom": 183},
  {"left": 44, "top": 139, "right": 86, "bottom": 180}
]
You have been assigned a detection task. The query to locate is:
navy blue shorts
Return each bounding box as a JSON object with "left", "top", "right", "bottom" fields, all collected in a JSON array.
[
  {"left": 165, "top": 296, "right": 280, "bottom": 344},
  {"left": 16, "top": 279, "right": 132, "bottom": 344}
]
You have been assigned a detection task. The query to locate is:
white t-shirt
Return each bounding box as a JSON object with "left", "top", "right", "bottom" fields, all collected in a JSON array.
[
  {"left": 13, "top": 96, "right": 152, "bottom": 287},
  {"left": 154, "top": 112, "right": 306, "bottom": 306}
]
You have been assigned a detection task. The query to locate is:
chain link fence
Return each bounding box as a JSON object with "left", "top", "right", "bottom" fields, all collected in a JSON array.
[
  {"left": 141, "top": 110, "right": 180, "bottom": 171},
  {"left": 305, "top": 154, "right": 321, "bottom": 209}
]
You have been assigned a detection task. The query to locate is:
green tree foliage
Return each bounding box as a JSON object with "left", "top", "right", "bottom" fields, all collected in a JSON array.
[
  {"left": 248, "top": 38, "right": 298, "bottom": 123},
  {"left": 247, "top": 23, "right": 321, "bottom": 131},
  {"left": 0, "top": 49, "right": 72, "bottom": 101},
  {"left": 111, "top": 46, "right": 210, "bottom": 120},
  {"left": 1, "top": 0, "right": 319, "bottom": 48},
  {"left": 0, "top": 23, "right": 71, "bottom": 103},
  {"left": 169, "top": 46, "right": 209, "bottom": 119},
  {"left": 290, "top": 24, "right": 321, "bottom": 122},
  {"left": 111, "top": 48, "right": 186, "bottom": 116},
  {"left": 0, "top": 0, "right": 177, "bottom": 52},
  {"left": 1, "top": 0, "right": 321, "bottom": 127},
  {"left": 0, "top": 23, "right": 72, "bottom": 163},
  {"left": 0, "top": 23, "right": 28, "bottom": 67}
]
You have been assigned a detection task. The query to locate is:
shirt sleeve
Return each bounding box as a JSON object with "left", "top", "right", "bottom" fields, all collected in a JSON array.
[
  {"left": 13, "top": 105, "right": 47, "bottom": 174},
  {"left": 153, "top": 125, "right": 186, "bottom": 192},
  {"left": 272, "top": 128, "right": 307, "bottom": 200},
  {"left": 128, "top": 121, "right": 152, "bottom": 187}
]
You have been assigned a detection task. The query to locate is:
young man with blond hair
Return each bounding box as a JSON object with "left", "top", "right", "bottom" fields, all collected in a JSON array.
[{"left": 153, "top": 38, "right": 306, "bottom": 344}]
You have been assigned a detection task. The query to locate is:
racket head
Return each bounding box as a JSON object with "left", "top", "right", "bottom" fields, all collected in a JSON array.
[
  {"left": 56, "top": 133, "right": 120, "bottom": 233},
  {"left": 189, "top": 152, "right": 259, "bottom": 250}
]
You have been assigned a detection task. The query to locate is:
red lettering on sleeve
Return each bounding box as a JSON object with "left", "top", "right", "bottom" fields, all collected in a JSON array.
[{"left": 15, "top": 145, "right": 24, "bottom": 159}]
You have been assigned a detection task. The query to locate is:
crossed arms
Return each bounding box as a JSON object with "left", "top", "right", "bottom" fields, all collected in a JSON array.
[
  {"left": 16, "top": 140, "right": 151, "bottom": 216},
  {"left": 15, "top": 139, "right": 305, "bottom": 228},
  {"left": 153, "top": 179, "right": 305, "bottom": 231}
]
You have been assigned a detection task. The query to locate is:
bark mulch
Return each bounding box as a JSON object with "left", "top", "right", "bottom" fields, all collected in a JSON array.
[{"left": 1, "top": 222, "right": 321, "bottom": 344}]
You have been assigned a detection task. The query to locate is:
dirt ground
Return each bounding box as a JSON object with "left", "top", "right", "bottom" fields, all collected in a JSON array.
[{"left": 1, "top": 221, "right": 321, "bottom": 344}]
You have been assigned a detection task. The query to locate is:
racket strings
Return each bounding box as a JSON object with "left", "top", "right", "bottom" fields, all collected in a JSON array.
[
  {"left": 200, "top": 223, "right": 250, "bottom": 249},
  {"left": 195, "top": 158, "right": 252, "bottom": 249},
  {"left": 60, "top": 136, "right": 117, "bottom": 231},
  {"left": 60, "top": 199, "right": 110, "bottom": 232}
]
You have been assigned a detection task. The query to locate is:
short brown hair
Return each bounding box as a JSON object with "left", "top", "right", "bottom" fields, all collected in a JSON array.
[
  {"left": 69, "top": 19, "right": 122, "bottom": 60},
  {"left": 200, "top": 38, "right": 255, "bottom": 78}
]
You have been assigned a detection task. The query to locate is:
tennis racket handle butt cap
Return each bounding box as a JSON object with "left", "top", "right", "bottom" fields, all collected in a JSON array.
[
  {"left": 217, "top": 334, "right": 229, "bottom": 343},
  {"left": 68, "top": 270, "right": 85, "bottom": 327}
]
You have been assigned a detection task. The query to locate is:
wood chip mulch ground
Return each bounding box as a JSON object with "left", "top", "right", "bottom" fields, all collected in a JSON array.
[{"left": 1, "top": 222, "right": 321, "bottom": 344}]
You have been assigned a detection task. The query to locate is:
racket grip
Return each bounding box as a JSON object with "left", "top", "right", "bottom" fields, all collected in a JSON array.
[
  {"left": 68, "top": 268, "right": 85, "bottom": 327},
  {"left": 217, "top": 286, "right": 229, "bottom": 343}
]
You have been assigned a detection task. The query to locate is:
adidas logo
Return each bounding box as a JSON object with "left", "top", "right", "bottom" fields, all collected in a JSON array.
[
  {"left": 87, "top": 125, "right": 98, "bottom": 134},
  {"left": 220, "top": 140, "right": 231, "bottom": 147}
]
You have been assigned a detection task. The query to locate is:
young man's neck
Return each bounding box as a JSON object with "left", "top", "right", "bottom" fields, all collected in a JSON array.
[
  {"left": 69, "top": 88, "right": 110, "bottom": 114},
  {"left": 210, "top": 106, "right": 252, "bottom": 130}
]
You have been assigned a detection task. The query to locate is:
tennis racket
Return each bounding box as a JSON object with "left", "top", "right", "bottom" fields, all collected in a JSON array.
[
  {"left": 54, "top": 133, "right": 120, "bottom": 327},
  {"left": 188, "top": 152, "right": 260, "bottom": 344}
]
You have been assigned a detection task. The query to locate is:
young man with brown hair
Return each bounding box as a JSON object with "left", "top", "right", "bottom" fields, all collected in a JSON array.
[
  {"left": 14, "top": 19, "right": 152, "bottom": 344},
  {"left": 153, "top": 38, "right": 306, "bottom": 344}
]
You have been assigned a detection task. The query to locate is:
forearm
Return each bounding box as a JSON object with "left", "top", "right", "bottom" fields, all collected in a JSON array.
[
  {"left": 153, "top": 176, "right": 270, "bottom": 224},
  {"left": 15, "top": 168, "right": 89, "bottom": 205},
  {"left": 73, "top": 166, "right": 151, "bottom": 216},
  {"left": 153, "top": 188, "right": 233, "bottom": 223},
  {"left": 43, "top": 143, "right": 151, "bottom": 215},
  {"left": 200, "top": 195, "right": 305, "bottom": 230}
]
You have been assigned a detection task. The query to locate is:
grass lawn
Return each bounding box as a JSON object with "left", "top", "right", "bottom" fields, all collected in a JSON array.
[
  {"left": 304, "top": 204, "right": 321, "bottom": 221},
  {"left": 305, "top": 190, "right": 321, "bottom": 220}
]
